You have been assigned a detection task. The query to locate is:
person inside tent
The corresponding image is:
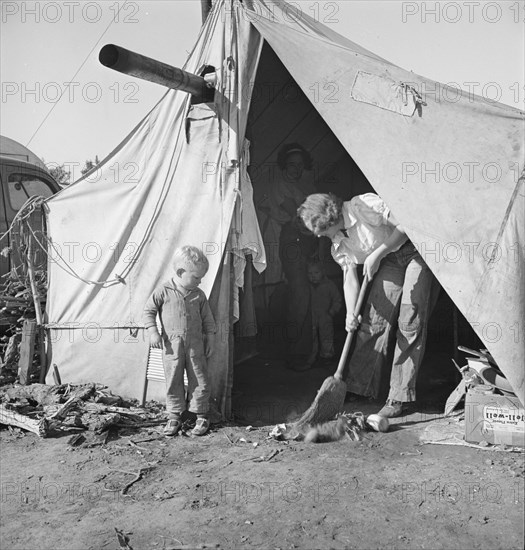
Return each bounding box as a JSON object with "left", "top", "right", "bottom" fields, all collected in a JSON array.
[
  {"left": 279, "top": 214, "right": 318, "bottom": 369},
  {"left": 297, "top": 192, "right": 436, "bottom": 418},
  {"left": 305, "top": 261, "right": 342, "bottom": 369},
  {"left": 257, "top": 143, "right": 317, "bottom": 368}
]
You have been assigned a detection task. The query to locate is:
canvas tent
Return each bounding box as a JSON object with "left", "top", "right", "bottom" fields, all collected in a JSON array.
[{"left": 44, "top": 0, "right": 524, "bottom": 417}]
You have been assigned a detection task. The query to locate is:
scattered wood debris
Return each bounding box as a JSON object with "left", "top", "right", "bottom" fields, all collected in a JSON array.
[
  {"left": 242, "top": 449, "right": 281, "bottom": 463},
  {"left": 67, "top": 433, "right": 86, "bottom": 447},
  {"left": 114, "top": 528, "right": 134, "bottom": 550},
  {"left": 1, "top": 235, "right": 48, "bottom": 387},
  {"left": 0, "top": 404, "right": 48, "bottom": 437},
  {"left": 0, "top": 382, "right": 166, "bottom": 442},
  {"left": 119, "top": 467, "right": 152, "bottom": 496}
]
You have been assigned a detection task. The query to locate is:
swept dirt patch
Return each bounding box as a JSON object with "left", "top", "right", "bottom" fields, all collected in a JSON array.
[{"left": 1, "top": 406, "right": 523, "bottom": 550}]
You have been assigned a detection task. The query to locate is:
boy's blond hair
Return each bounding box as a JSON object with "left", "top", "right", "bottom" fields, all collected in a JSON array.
[{"left": 173, "top": 245, "right": 209, "bottom": 272}]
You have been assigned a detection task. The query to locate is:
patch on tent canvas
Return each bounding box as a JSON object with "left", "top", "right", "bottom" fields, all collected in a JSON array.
[
  {"left": 351, "top": 71, "right": 426, "bottom": 117},
  {"left": 185, "top": 103, "right": 218, "bottom": 143}
]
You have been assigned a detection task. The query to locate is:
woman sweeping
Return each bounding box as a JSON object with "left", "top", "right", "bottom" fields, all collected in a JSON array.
[{"left": 297, "top": 192, "right": 435, "bottom": 418}]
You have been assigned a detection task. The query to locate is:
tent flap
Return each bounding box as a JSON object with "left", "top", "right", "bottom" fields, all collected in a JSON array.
[
  {"left": 45, "top": 0, "right": 265, "bottom": 417},
  {"left": 249, "top": 2, "right": 524, "bottom": 404}
]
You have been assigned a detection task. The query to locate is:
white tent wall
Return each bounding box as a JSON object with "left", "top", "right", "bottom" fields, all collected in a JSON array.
[{"left": 45, "top": 1, "right": 265, "bottom": 419}]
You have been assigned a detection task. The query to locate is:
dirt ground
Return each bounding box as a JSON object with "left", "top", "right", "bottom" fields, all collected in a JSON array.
[{"left": 1, "top": 356, "right": 524, "bottom": 550}]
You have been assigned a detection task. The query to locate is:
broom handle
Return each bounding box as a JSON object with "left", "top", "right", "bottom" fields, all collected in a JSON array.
[{"left": 334, "top": 274, "right": 370, "bottom": 380}]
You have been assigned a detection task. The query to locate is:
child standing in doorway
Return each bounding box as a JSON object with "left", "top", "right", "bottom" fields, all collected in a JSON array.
[
  {"left": 303, "top": 261, "right": 342, "bottom": 370},
  {"left": 143, "top": 246, "right": 216, "bottom": 436}
]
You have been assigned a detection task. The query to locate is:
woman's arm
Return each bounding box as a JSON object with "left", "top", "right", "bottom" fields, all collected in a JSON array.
[
  {"left": 363, "top": 224, "right": 408, "bottom": 279},
  {"left": 343, "top": 264, "right": 361, "bottom": 331}
]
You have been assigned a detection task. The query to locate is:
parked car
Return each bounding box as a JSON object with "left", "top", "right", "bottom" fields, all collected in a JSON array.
[{"left": 0, "top": 137, "right": 61, "bottom": 283}]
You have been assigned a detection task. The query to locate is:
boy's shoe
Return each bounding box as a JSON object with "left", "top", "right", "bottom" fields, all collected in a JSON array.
[
  {"left": 191, "top": 417, "right": 210, "bottom": 436},
  {"left": 163, "top": 418, "right": 183, "bottom": 436},
  {"left": 377, "top": 400, "right": 405, "bottom": 418}
]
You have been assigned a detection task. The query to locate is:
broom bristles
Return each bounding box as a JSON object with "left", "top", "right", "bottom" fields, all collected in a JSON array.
[{"left": 292, "top": 376, "right": 347, "bottom": 431}]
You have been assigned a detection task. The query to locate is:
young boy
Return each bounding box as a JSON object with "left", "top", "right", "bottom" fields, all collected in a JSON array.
[
  {"left": 305, "top": 262, "right": 342, "bottom": 369},
  {"left": 143, "top": 246, "right": 216, "bottom": 436}
]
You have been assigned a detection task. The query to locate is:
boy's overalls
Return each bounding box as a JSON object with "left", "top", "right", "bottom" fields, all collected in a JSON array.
[{"left": 144, "top": 280, "right": 216, "bottom": 419}]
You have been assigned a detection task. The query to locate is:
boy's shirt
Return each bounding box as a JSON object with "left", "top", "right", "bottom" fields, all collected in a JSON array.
[
  {"left": 310, "top": 276, "right": 342, "bottom": 315},
  {"left": 143, "top": 279, "right": 216, "bottom": 340}
]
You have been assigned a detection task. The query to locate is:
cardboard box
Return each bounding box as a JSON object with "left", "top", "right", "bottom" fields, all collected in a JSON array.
[{"left": 465, "top": 389, "right": 525, "bottom": 447}]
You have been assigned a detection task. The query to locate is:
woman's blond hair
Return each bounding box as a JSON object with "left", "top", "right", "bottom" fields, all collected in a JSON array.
[{"left": 297, "top": 193, "right": 343, "bottom": 233}]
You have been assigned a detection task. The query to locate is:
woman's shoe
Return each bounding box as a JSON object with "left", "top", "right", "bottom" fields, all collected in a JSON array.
[{"left": 377, "top": 400, "right": 404, "bottom": 418}]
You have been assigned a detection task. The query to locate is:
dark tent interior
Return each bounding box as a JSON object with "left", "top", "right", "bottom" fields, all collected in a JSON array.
[{"left": 232, "top": 41, "right": 483, "bottom": 425}]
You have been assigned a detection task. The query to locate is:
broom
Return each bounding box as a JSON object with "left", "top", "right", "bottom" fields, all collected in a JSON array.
[{"left": 292, "top": 274, "right": 370, "bottom": 432}]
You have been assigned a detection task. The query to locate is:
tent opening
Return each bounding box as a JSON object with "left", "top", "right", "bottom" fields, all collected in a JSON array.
[{"left": 231, "top": 41, "right": 484, "bottom": 425}]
